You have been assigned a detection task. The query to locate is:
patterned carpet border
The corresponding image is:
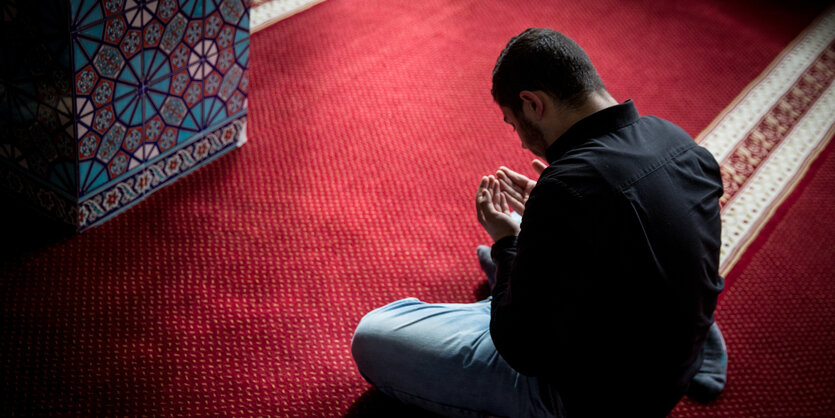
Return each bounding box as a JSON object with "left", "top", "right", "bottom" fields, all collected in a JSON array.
[
  {"left": 250, "top": 0, "right": 327, "bottom": 32},
  {"left": 698, "top": 6, "right": 835, "bottom": 276}
]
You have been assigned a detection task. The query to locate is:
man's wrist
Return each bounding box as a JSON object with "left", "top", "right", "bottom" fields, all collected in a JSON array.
[
  {"left": 491, "top": 224, "right": 520, "bottom": 242},
  {"left": 492, "top": 232, "right": 517, "bottom": 242}
]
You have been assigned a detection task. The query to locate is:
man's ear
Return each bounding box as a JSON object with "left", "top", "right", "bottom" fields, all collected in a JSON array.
[{"left": 519, "top": 90, "right": 545, "bottom": 120}]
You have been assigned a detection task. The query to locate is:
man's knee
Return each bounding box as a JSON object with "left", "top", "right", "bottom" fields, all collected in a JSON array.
[
  {"left": 350, "top": 310, "right": 379, "bottom": 371},
  {"left": 351, "top": 312, "right": 380, "bottom": 385},
  {"left": 351, "top": 299, "right": 415, "bottom": 383}
]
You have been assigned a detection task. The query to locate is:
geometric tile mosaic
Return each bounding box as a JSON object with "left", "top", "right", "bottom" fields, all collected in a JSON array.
[{"left": 1, "top": 0, "right": 249, "bottom": 230}]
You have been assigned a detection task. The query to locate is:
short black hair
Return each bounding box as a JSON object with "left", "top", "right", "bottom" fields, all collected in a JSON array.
[{"left": 492, "top": 28, "right": 606, "bottom": 113}]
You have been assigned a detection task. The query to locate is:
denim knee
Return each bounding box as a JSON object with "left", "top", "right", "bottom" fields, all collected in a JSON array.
[
  {"left": 351, "top": 298, "right": 422, "bottom": 384},
  {"left": 350, "top": 312, "right": 376, "bottom": 383}
]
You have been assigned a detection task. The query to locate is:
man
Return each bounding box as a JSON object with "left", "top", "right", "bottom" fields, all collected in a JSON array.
[{"left": 352, "top": 28, "right": 727, "bottom": 417}]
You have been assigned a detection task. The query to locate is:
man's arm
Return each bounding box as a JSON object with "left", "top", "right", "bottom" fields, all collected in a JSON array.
[{"left": 488, "top": 176, "right": 587, "bottom": 376}]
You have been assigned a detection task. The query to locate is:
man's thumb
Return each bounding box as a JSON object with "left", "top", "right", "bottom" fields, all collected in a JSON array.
[{"left": 532, "top": 159, "right": 548, "bottom": 175}]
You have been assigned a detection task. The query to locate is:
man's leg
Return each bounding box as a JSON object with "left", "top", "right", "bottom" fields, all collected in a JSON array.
[{"left": 351, "top": 298, "right": 564, "bottom": 417}]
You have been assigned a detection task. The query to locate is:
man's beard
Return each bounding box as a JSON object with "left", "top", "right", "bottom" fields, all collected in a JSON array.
[{"left": 516, "top": 113, "right": 548, "bottom": 158}]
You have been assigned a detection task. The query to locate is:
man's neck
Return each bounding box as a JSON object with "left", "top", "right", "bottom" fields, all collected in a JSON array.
[{"left": 544, "top": 90, "right": 619, "bottom": 148}]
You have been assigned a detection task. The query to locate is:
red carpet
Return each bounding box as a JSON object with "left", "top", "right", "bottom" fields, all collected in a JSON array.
[
  {"left": 1, "top": 0, "right": 832, "bottom": 415},
  {"left": 671, "top": 135, "right": 835, "bottom": 417}
]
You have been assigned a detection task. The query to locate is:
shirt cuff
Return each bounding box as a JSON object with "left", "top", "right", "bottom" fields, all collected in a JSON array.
[{"left": 491, "top": 235, "right": 518, "bottom": 259}]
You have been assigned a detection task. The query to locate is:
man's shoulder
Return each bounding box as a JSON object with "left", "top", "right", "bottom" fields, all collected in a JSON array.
[
  {"left": 539, "top": 114, "right": 708, "bottom": 200},
  {"left": 529, "top": 162, "right": 608, "bottom": 205}
]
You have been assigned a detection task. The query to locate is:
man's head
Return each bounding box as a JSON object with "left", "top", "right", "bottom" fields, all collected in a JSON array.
[
  {"left": 492, "top": 28, "right": 605, "bottom": 114},
  {"left": 492, "top": 28, "right": 611, "bottom": 157}
]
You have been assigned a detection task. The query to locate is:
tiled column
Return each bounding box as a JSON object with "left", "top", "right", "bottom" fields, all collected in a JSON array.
[{"left": 0, "top": 0, "right": 250, "bottom": 230}]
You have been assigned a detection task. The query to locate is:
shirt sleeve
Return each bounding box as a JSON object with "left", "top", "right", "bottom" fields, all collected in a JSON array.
[{"left": 489, "top": 176, "right": 588, "bottom": 376}]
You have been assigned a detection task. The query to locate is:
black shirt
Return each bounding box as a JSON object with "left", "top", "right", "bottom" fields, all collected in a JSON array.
[{"left": 489, "top": 100, "right": 724, "bottom": 416}]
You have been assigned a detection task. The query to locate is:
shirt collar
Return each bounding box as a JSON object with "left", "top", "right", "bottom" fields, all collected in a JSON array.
[{"left": 545, "top": 99, "right": 640, "bottom": 162}]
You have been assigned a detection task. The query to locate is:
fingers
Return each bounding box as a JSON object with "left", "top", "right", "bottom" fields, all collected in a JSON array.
[
  {"left": 478, "top": 176, "right": 489, "bottom": 196},
  {"left": 476, "top": 176, "right": 496, "bottom": 215},
  {"left": 490, "top": 176, "right": 504, "bottom": 212},
  {"left": 498, "top": 166, "right": 534, "bottom": 190},
  {"left": 478, "top": 176, "right": 511, "bottom": 215},
  {"left": 531, "top": 159, "right": 548, "bottom": 175},
  {"left": 476, "top": 174, "right": 522, "bottom": 241},
  {"left": 496, "top": 171, "right": 525, "bottom": 201},
  {"left": 499, "top": 192, "right": 510, "bottom": 214},
  {"left": 504, "top": 192, "right": 526, "bottom": 215},
  {"left": 490, "top": 175, "right": 523, "bottom": 216},
  {"left": 481, "top": 167, "right": 537, "bottom": 219},
  {"left": 476, "top": 176, "right": 489, "bottom": 223},
  {"left": 476, "top": 177, "right": 488, "bottom": 206}
]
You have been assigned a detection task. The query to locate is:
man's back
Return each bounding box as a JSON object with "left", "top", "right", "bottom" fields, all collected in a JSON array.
[{"left": 489, "top": 101, "right": 725, "bottom": 415}]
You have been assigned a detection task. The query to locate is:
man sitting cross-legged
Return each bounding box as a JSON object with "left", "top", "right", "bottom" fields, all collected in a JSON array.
[{"left": 352, "top": 28, "right": 727, "bottom": 417}]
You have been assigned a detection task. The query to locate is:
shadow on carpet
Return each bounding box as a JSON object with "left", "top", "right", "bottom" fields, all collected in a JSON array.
[
  {"left": 346, "top": 388, "right": 444, "bottom": 418},
  {"left": 0, "top": 196, "right": 75, "bottom": 263}
]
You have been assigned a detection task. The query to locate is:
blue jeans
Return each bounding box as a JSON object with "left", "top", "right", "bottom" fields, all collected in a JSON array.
[{"left": 351, "top": 298, "right": 565, "bottom": 417}]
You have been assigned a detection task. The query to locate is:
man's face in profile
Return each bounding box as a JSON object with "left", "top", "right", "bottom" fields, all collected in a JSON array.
[{"left": 500, "top": 105, "right": 548, "bottom": 158}]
